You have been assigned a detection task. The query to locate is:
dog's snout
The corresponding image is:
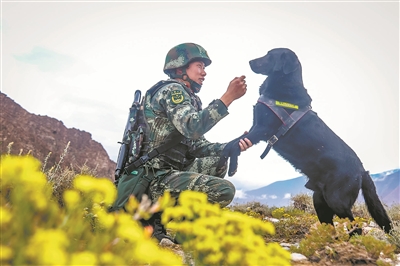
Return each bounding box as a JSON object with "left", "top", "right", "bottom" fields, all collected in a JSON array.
[
  {"left": 249, "top": 59, "right": 256, "bottom": 69},
  {"left": 249, "top": 57, "right": 265, "bottom": 74}
]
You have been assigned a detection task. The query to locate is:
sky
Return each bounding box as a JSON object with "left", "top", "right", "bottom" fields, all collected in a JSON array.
[{"left": 2, "top": 1, "right": 399, "bottom": 193}]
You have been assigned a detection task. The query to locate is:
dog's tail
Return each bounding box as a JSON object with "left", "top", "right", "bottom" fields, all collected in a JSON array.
[{"left": 361, "top": 171, "right": 393, "bottom": 233}]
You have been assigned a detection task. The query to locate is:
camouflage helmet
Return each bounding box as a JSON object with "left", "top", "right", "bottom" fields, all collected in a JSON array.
[{"left": 163, "top": 43, "right": 212, "bottom": 74}]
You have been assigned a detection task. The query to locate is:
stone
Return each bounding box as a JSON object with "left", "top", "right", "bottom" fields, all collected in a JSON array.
[{"left": 291, "top": 253, "right": 308, "bottom": 262}]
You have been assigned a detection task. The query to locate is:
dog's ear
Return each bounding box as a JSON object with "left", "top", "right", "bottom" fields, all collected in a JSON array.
[
  {"left": 282, "top": 51, "right": 300, "bottom": 74},
  {"left": 272, "top": 54, "right": 284, "bottom": 72}
]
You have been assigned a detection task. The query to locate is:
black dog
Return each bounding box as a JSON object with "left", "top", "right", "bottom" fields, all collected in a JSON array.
[{"left": 222, "top": 48, "right": 392, "bottom": 234}]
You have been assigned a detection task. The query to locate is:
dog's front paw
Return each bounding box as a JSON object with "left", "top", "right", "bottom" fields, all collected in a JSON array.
[{"left": 217, "top": 140, "right": 242, "bottom": 176}]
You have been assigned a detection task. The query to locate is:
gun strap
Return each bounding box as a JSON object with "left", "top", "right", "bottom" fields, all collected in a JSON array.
[{"left": 124, "top": 132, "right": 185, "bottom": 174}]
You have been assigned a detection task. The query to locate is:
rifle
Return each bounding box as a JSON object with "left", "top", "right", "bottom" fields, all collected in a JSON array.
[
  {"left": 114, "top": 90, "right": 142, "bottom": 181},
  {"left": 109, "top": 80, "right": 185, "bottom": 211}
]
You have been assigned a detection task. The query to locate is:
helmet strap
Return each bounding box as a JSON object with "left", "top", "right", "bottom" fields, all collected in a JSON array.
[
  {"left": 176, "top": 69, "right": 202, "bottom": 94},
  {"left": 189, "top": 80, "right": 202, "bottom": 93}
]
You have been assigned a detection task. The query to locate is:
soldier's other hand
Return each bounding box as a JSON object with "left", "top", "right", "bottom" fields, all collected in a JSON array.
[
  {"left": 239, "top": 138, "right": 252, "bottom": 152},
  {"left": 220, "top": 75, "right": 247, "bottom": 107}
]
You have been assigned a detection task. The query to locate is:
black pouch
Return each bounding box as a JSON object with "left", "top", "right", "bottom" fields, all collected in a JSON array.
[{"left": 109, "top": 167, "right": 153, "bottom": 212}]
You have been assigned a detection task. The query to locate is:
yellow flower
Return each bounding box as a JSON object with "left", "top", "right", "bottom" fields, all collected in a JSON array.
[
  {"left": 25, "top": 229, "right": 69, "bottom": 265},
  {"left": 261, "top": 220, "right": 276, "bottom": 235},
  {"left": 73, "top": 175, "right": 116, "bottom": 206},
  {"left": 203, "top": 252, "right": 223, "bottom": 265},
  {"left": 0, "top": 245, "right": 13, "bottom": 260},
  {"left": 70, "top": 251, "right": 97, "bottom": 266},
  {"left": 157, "top": 191, "right": 175, "bottom": 210},
  {"left": 95, "top": 178, "right": 117, "bottom": 205},
  {"left": 63, "top": 190, "right": 81, "bottom": 209},
  {"left": 133, "top": 241, "right": 183, "bottom": 265},
  {"left": 99, "top": 252, "right": 125, "bottom": 265},
  {"left": 124, "top": 195, "right": 139, "bottom": 214},
  {"left": 226, "top": 250, "right": 242, "bottom": 264},
  {"left": 116, "top": 214, "right": 143, "bottom": 241},
  {"left": 160, "top": 190, "right": 292, "bottom": 266},
  {"left": 0, "top": 207, "right": 12, "bottom": 225},
  {"left": 39, "top": 244, "right": 68, "bottom": 265},
  {"left": 73, "top": 175, "right": 97, "bottom": 193},
  {"left": 29, "top": 192, "right": 48, "bottom": 211},
  {"left": 178, "top": 190, "right": 207, "bottom": 206},
  {"left": 0, "top": 155, "right": 47, "bottom": 191},
  {"left": 96, "top": 210, "right": 115, "bottom": 229}
]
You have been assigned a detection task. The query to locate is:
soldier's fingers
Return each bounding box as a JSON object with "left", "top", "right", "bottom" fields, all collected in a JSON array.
[
  {"left": 239, "top": 139, "right": 248, "bottom": 151},
  {"left": 233, "top": 75, "right": 246, "bottom": 82},
  {"left": 238, "top": 141, "right": 244, "bottom": 151},
  {"left": 244, "top": 138, "right": 253, "bottom": 147}
]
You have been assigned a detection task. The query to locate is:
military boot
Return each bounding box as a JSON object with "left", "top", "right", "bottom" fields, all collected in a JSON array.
[{"left": 148, "top": 212, "right": 177, "bottom": 245}]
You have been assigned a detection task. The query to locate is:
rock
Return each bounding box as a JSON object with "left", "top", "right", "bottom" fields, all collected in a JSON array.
[
  {"left": 159, "top": 238, "right": 175, "bottom": 247},
  {"left": 291, "top": 253, "right": 308, "bottom": 262},
  {"left": 369, "top": 221, "right": 377, "bottom": 227},
  {"left": 0, "top": 92, "right": 116, "bottom": 180},
  {"left": 264, "top": 217, "right": 280, "bottom": 223},
  {"left": 280, "top": 243, "right": 291, "bottom": 251},
  {"left": 362, "top": 226, "right": 377, "bottom": 235},
  {"left": 395, "top": 254, "right": 400, "bottom": 266}
]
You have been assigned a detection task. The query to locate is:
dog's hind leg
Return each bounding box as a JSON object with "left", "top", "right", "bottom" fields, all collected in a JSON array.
[
  {"left": 312, "top": 191, "right": 335, "bottom": 226},
  {"left": 314, "top": 191, "right": 362, "bottom": 236},
  {"left": 323, "top": 187, "right": 363, "bottom": 236}
]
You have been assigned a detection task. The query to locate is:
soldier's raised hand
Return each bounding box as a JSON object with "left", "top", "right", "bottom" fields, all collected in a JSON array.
[{"left": 220, "top": 75, "right": 247, "bottom": 107}]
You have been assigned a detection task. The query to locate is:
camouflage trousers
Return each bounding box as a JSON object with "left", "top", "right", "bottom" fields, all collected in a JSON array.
[{"left": 148, "top": 156, "right": 235, "bottom": 208}]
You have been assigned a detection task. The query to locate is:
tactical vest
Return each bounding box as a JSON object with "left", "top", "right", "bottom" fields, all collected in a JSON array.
[{"left": 138, "top": 80, "right": 202, "bottom": 170}]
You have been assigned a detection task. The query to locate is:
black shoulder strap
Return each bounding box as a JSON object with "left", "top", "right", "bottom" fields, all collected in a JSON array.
[{"left": 147, "top": 80, "right": 180, "bottom": 98}]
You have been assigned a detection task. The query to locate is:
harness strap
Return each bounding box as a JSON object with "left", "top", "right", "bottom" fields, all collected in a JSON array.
[{"left": 257, "top": 95, "right": 311, "bottom": 159}]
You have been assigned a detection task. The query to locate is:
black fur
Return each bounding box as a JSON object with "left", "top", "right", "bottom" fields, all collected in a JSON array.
[{"left": 224, "top": 48, "right": 392, "bottom": 233}]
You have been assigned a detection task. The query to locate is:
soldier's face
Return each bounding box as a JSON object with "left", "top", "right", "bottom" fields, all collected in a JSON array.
[{"left": 186, "top": 61, "right": 207, "bottom": 86}]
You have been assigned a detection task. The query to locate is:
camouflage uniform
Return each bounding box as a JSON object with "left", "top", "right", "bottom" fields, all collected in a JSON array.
[{"left": 143, "top": 80, "right": 235, "bottom": 207}]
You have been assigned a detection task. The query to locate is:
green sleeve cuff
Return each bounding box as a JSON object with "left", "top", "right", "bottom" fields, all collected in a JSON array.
[{"left": 211, "top": 99, "right": 229, "bottom": 116}]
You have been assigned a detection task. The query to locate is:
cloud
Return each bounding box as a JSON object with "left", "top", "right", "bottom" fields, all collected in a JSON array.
[
  {"left": 13, "top": 46, "right": 74, "bottom": 72},
  {"left": 234, "top": 190, "right": 247, "bottom": 199},
  {"left": 283, "top": 193, "right": 291, "bottom": 199},
  {"left": 269, "top": 195, "right": 277, "bottom": 199}
]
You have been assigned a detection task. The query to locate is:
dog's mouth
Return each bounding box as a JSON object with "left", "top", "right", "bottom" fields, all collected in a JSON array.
[{"left": 249, "top": 59, "right": 265, "bottom": 75}]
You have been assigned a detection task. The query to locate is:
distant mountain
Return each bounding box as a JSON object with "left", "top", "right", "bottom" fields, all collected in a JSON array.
[
  {"left": 232, "top": 169, "right": 399, "bottom": 207},
  {"left": 363, "top": 169, "right": 400, "bottom": 206},
  {"left": 0, "top": 92, "right": 116, "bottom": 180}
]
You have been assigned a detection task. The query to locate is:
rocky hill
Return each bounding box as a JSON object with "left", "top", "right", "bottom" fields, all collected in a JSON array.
[{"left": 0, "top": 92, "right": 116, "bottom": 181}]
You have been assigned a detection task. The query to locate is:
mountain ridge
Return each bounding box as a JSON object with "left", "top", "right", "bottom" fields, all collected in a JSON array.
[{"left": 0, "top": 92, "right": 116, "bottom": 181}]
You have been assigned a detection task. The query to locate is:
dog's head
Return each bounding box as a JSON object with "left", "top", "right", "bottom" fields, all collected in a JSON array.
[{"left": 249, "top": 48, "right": 300, "bottom": 76}]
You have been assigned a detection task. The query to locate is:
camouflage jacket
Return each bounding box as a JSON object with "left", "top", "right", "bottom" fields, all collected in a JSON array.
[{"left": 143, "top": 79, "right": 228, "bottom": 170}]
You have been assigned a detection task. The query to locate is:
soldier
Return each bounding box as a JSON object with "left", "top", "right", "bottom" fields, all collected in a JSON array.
[{"left": 140, "top": 42, "right": 252, "bottom": 244}]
